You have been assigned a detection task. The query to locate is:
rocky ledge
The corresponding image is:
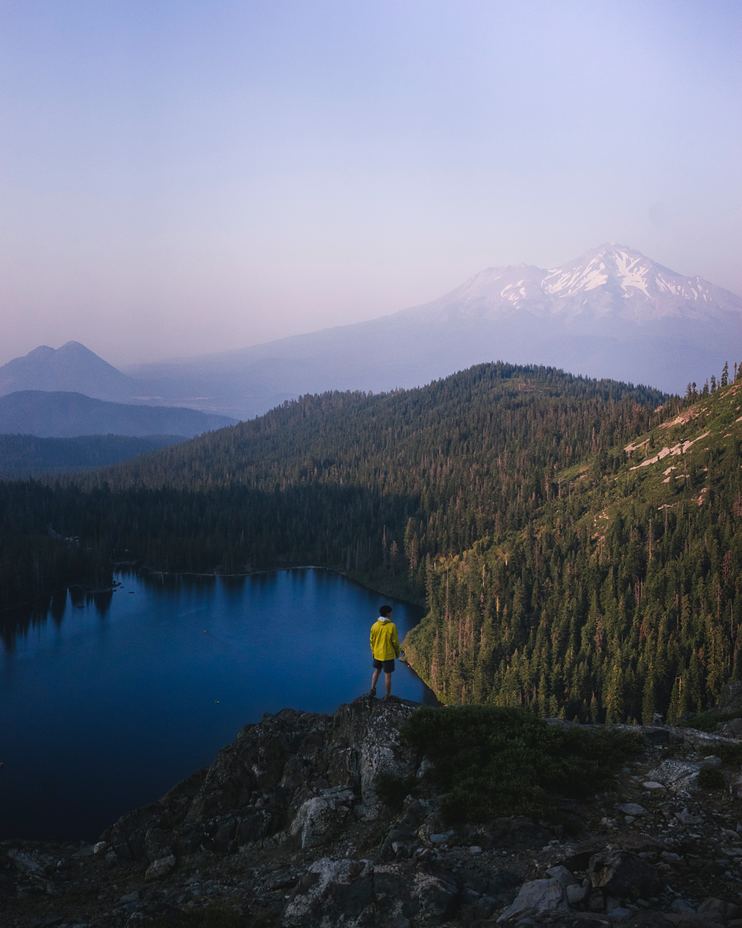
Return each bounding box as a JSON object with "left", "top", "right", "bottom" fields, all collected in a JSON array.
[{"left": 2, "top": 697, "right": 742, "bottom": 928}]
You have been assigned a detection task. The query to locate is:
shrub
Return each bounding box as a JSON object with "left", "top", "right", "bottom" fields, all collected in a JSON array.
[
  {"left": 146, "top": 906, "right": 276, "bottom": 927},
  {"left": 682, "top": 708, "right": 742, "bottom": 732},
  {"left": 375, "top": 772, "right": 417, "bottom": 811},
  {"left": 698, "top": 767, "right": 726, "bottom": 790},
  {"left": 402, "top": 706, "right": 642, "bottom": 824},
  {"left": 716, "top": 742, "right": 742, "bottom": 766}
]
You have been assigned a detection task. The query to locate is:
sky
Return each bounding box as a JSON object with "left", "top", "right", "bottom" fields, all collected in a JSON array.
[{"left": 1, "top": 0, "right": 741, "bottom": 367}]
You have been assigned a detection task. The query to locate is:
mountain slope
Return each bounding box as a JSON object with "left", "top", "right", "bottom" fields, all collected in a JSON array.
[
  {"left": 128, "top": 244, "right": 742, "bottom": 415},
  {"left": 0, "top": 391, "right": 236, "bottom": 438},
  {"left": 413, "top": 243, "right": 742, "bottom": 337},
  {"left": 404, "top": 377, "right": 742, "bottom": 722},
  {"left": 0, "top": 434, "right": 183, "bottom": 478},
  {"left": 90, "top": 365, "right": 666, "bottom": 575},
  {"left": 0, "top": 341, "right": 141, "bottom": 402},
  {"left": 2, "top": 364, "right": 739, "bottom": 724},
  {"left": 0, "top": 364, "right": 665, "bottom": 610}
]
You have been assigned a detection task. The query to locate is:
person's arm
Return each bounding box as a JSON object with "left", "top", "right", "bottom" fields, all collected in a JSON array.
[
  {"left": 370, "top": 625, "right": 375, "bottom": 654},
  {"left": 392, "top": 624, "right": 400, "bottom": 658}
]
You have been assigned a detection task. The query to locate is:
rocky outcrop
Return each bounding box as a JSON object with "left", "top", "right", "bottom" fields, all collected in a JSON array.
[
  {"left": 100, "top": 697, "right": 419, "bottom": 864},
  {"left": 2, "top": 698, "right": 742, "bottom": 928}
]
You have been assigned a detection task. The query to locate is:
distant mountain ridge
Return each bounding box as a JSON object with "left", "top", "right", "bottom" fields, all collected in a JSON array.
[
  {"left": 0, "top": 391, "right": 236, "bottom": 438},
  {"left": 418, "top": 244, "right": 741, "bottom": 328},
  {"left": 0, "top": 433, "right": 183, "bottom": 477},
  {"left": 0, "top": 341, "right": 140, "bottom": 402},
  {"left": 5, "top": 246, "right": 741, "bottom": 418},
  {"left": 128, "top": 244, "right": 742, "bottom": 415}
]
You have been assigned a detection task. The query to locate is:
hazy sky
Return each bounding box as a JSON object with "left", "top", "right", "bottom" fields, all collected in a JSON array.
[{"left": 1, "top": 0, "right": 741, "bottom": 366}]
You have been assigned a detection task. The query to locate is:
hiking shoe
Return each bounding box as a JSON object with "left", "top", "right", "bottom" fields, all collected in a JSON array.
[{"left": 368, "top": 688, "right": 376, "bottom": 698}]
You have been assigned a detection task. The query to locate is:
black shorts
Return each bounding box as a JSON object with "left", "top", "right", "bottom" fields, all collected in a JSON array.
[{"left": 373, "top": 658, "right": 395, "bottom": 673}]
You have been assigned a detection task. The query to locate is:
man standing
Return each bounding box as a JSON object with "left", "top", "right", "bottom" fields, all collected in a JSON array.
[{"left": 369, "top": 605, "right": 400, "bottom": 699}]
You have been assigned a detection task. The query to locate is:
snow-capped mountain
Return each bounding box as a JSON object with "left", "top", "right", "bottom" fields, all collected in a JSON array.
[
  {"left": 123, "top": 244, "right": 742, "bottom": 417},
  {"left": 411, "top": 243, "right": 742, "bottom": 331},
  {"left": 11, "top": 247, "right": 741, "bottom": 419}
]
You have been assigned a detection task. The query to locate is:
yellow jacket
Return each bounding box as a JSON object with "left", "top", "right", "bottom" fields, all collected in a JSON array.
[{"left": 370, "top": 617, "right": 400, "bottom": 661}]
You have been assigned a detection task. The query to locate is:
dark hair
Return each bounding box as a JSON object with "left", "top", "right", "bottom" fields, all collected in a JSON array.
[{"left": 379, "top": 605, "right": 393, "bottom": 616}]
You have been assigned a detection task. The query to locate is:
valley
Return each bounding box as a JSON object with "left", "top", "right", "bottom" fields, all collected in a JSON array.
[{"left": 2, "top": 362, "right": 738, "bottom": 728}]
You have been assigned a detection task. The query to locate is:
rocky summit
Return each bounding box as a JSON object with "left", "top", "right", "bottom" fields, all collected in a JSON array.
[{"left": 2, "top": 697, "right": 742, "bottom": 928}]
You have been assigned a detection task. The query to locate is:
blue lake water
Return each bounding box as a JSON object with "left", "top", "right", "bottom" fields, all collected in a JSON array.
[{"left": 0, "top": 568, "right": 433, "bottom": 840}]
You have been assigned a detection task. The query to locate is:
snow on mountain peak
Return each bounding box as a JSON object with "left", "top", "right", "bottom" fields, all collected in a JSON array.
[
  {"left": 415, "top": 244, "right": 741, "bottom": 329},
  {"left": 543, "top": 243, "right": 658, "bottom": 299}
]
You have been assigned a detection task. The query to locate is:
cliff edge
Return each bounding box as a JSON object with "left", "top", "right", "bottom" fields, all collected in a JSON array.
[{"left": 2, "top": 697, "right": 742, "bottom": 927}]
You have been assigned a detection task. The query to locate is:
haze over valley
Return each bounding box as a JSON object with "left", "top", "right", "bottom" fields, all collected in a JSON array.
[{"left": 2, "top": 244, "right": 741, "bottom": 426}]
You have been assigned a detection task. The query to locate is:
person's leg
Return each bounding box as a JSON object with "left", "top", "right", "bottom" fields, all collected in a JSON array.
[
  {"left": 370, "top": 666, "right": 381, "bottom": 695},
  {"left": 384, "top": 671, "right": 392, "bottom": 697}
]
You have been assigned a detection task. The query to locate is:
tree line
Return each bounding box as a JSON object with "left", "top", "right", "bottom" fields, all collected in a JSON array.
[{"left": 4, "top": 361, "right": 739, "bottom": 723}]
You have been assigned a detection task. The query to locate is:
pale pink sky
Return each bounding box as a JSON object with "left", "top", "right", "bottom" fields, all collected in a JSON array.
[{"left": 2, "top": 0, "right": 741, "bottom": 367}]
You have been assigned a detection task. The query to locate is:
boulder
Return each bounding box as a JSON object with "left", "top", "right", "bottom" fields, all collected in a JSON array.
[
  {"left": 330, "top": 698, "right": 418, "bottom": 820},
  {"left": 720, "top": 717, "right": 742, "bottom": 738},
  {"left": 645, "top": 759, "right": 700, "bottom": 793},
  {"left": 589, "top": 850, "right": 659, "bottom": 898},
  {"left": 675, "top": 807, "right": 703, "bottom": 825},
  {"left": 567, "top": 882, "right": 588, "bottom": 905},
  {"left": 698, "top": 896, "right": 739, "bottom": 920},
  {"left": 7, "top": 849, "right": 45, "bottom": 876},
  {"left": 546, "top": 865, "right": 577, "bottom": 887},
  {"left": 701, "top": 754, "right": 722, "bottom": 767},
  {"left": 144, "top": 853, "right": 176, "bottom": 881},
  {"left": 497, "top": 877, "right": 568, "bottom": 922},
  {"left": 143, "top": 826, "right": 173, "bottom": 863},
  {"left": 617, "top": 803, "right": 647, "bottom": 817},
  {"left": 289, "top": 787, "right": 355, "bottom": 849},
  {"left": 410, "top": 868, "right": 460, "bottom": 921},
  {"left": 283, "top": 857, "right": 370, "bottom": 925}
]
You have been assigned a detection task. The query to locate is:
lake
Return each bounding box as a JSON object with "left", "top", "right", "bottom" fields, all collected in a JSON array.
[{"left": 0, "top": 568, "right": 434, "bottom": 840}]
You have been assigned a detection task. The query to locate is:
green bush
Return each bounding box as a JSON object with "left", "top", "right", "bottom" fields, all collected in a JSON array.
[
  {"left": 698, "top": 767, "right": 726, "bottom": 790},
  {"left": 402, "top": 706, "right": 642, "bottom": 823},
  {"left": 682, "top": 708, "right": 742, "bottom": 732},
  {"left": 375, "top": 772, "right": 417, "bottom": 811},
  {"left": 146, "top": 906, "right": 276, "bottom": 927},
  {"left": 716, "top": 742, "right": 742, "bottom": 766}
]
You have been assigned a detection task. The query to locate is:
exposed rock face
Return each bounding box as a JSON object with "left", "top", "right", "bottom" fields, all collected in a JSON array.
[
  {"left": 497, "top": 877, "right": 568, "bottom": 921},
  {"left": 2, "top": 698, "right": 742, "bottom": 928},
  {"left": 101, "top": 698, "right": 419, "bottom": 863},
  {"left": 290, "top": 787, "right": 356, "bottom": 849}
]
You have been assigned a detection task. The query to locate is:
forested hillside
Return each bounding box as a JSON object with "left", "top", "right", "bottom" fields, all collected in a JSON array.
[
  {"left": 2, "top": 362, "right": 740, "bottom": 722},
  {"left": 0, "top": 433, "right": 182, "bottom": 478},
  {"left": 405, "top": 377, "right": 742, "bottom": 722},
  {"left": 86, "top": 363, "right": 666, "bottom": 576},
  {"left": 0, "top": 363, "right": 663, "bottom": 613}
]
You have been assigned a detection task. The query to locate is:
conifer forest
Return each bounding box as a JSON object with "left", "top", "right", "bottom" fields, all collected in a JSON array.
[{"left": 1, "top": 362, "right": 740, "bottom": 723}]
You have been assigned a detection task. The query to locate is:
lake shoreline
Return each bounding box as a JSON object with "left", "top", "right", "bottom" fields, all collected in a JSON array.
[
  {"left": 1, "top": 567, "right": 435, "bottom": 841},
  {"left": 129, "top": 562, "right": 425, "bottom": 610},
  {"left": 128, "top": 563, "right": 435, "bottom": 697},
  {"left": 1, "top": 563, "right": 433, "bottom": 690},
  {"left": 0, "top": 561, "right": 423, "bottom": 620}
]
